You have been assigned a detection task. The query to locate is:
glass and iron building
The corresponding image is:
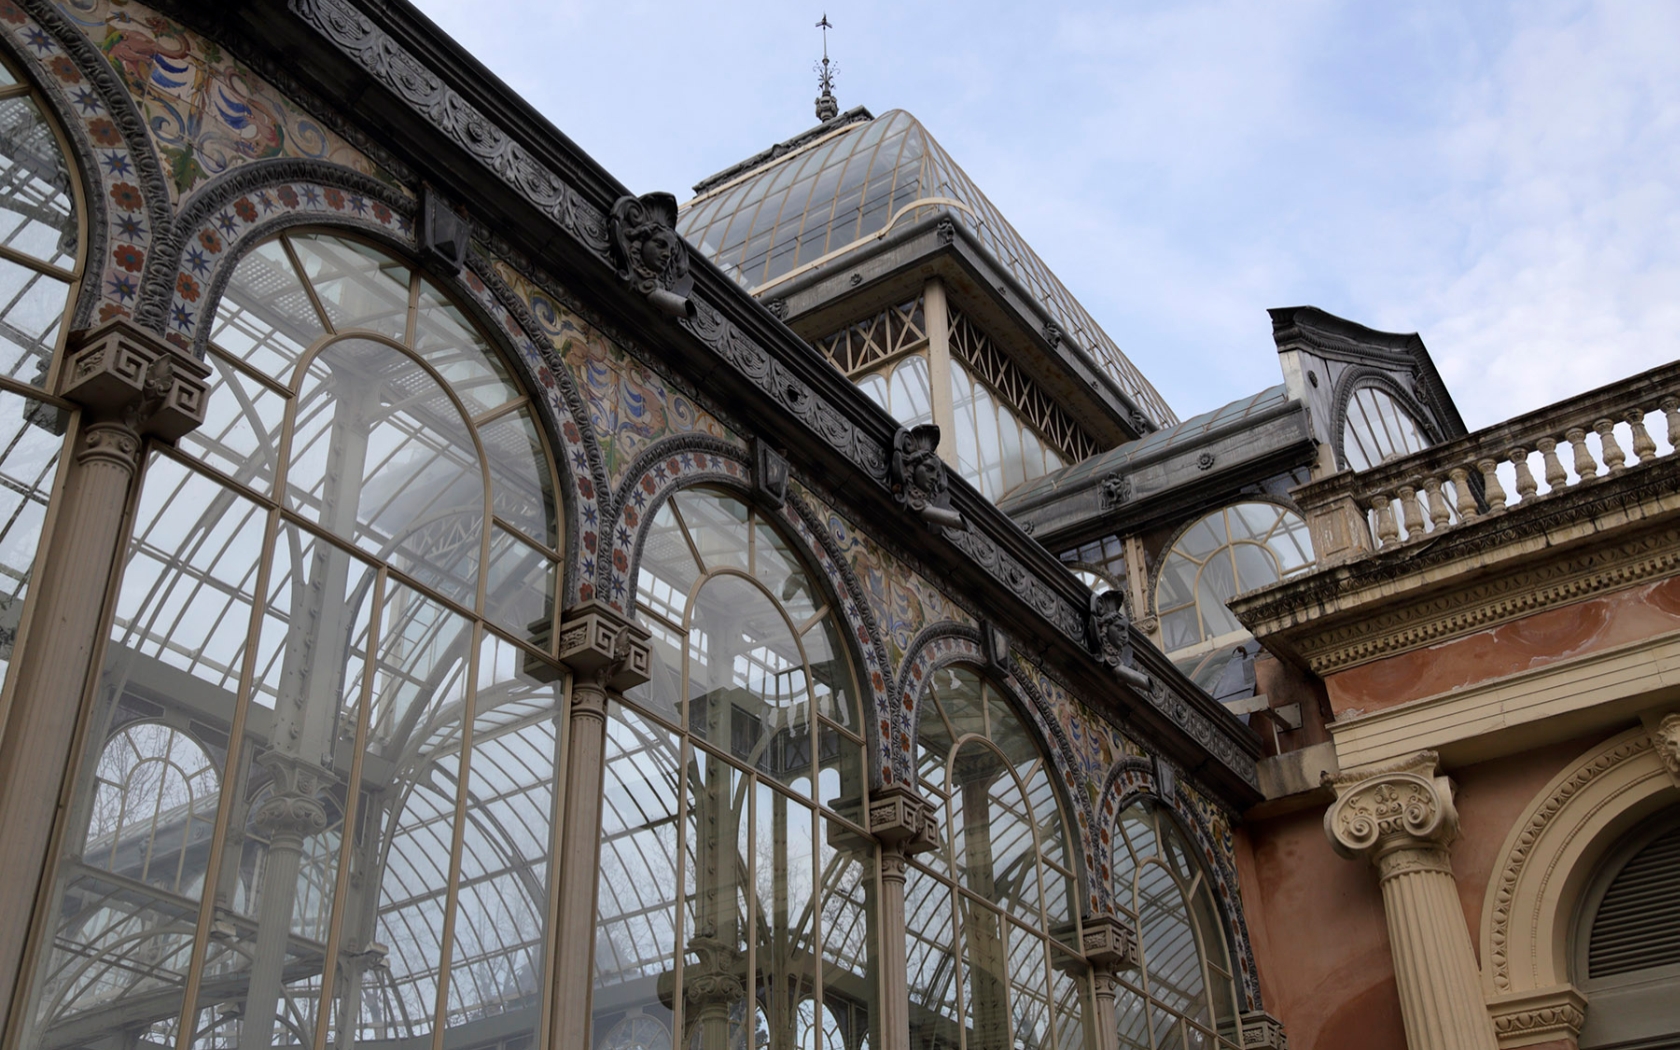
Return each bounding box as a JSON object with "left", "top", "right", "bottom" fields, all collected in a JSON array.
[{"left": 0, "top": 3, "right": 1675, "bottom": 1050}]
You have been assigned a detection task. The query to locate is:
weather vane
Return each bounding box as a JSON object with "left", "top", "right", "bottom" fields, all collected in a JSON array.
[{"left": 814, "top": 13, "right": 838, "bottom": 121}]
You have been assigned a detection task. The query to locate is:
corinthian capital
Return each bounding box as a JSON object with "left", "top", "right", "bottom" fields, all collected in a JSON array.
[{"left": 1323, "top": 751, "right": 1458, "bottom": 865}]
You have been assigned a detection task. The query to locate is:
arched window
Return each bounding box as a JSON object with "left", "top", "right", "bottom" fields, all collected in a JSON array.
[
  {"left": 856, "top": 354, "right": 933, "bottom": 429},
  {"left": 0, "top": 50, "right": 85, "bottom": 695},
  {"left": 906, "top": 665, "right": 1087, "bottom": 1049},
  {"left": 596, "top": 486, "right": 873, "bottom": 1050},
  {"left": 1110, "top": 799, "right": 1243, "bottom": 1049},
  {"left": 1340, "top": 384, "right": 1428, "bottom": 471},
  {"left": 1155, "top": 503, "right": 1313, "bottom": 694},
  {"left": 26, "top": 231, "right": 564, "bottom": 1050},
  {"left": 1574, "top": 806, "right": 1680, "bottom": 1049}
]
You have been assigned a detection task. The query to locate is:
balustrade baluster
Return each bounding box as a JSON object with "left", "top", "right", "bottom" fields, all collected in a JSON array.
[
  {"left": 1477, "top": 459, "right": 1506, "bottom": 512},
  {"left": 1449, "top": 467, "right": 1478, "bottom": 521},
  {"left": 1513, "top": 446, "right": 1542, "bottom": 499},
  {"left": 1627, "top": 408, "right": 1657, "bottom": 463},
  {"left": 1565, "top": 426, "right": 1598, "bottom": 480},
  {"left": 1397, "top": 481, "right": 1424, "bottom": 539},
  {"left": 1423, "top": 476, "right": 1452, "bottom": 528},
  {"left": 1662, "top": 397, "right": 1680, "bottom": 453},
  {"left": 1370, "top": 493, "right": 1399, "bottom": 548},
  {"left": 1594, "top": 419, "right": 1626, "bottom": 473},
  {"left": 1535, "top": 438, "right": 1567, "bottom": 491}
]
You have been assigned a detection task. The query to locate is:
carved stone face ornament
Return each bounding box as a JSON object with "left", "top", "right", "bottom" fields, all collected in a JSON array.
[
  {"left": 891, "top": 423, "right": 966, "bottom": 531},
  {"left": 1089, "top": 589, "right": 1152, "bottom": 690},
  {"left": 609, "top": 191, "right": 695, "bottom": 319}
]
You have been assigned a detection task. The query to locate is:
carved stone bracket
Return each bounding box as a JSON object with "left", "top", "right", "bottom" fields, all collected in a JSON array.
[
  {"left": 869, "top": 783, "right": 939, "bottom": 864},
  {"left": 557, "top": 600, "right": 652, "bottom": 694},
  {"left": 59, "top": 320, "right": 209, "bottom": 443},
  {"left": 1651, "top": 711, "right": 1680, "bottom": 787},
  {"left": 1238, "top": 1011, "right": 1289, "bottom": 1049},
  {"left": 1324, "top": 750, "right": 1458, "bottom": 870},
  {"left": 890, "top": 423, "right": 966, "bottom": 531},
  {"left": 1100, "top": 471, "right": 1132, "bottom": 509},
  {"left": 1080, "top": 914, "right": 1137, "bottom": 973},
  {"left": 609, "top": 191, "right": 694, "bottom": 319}
]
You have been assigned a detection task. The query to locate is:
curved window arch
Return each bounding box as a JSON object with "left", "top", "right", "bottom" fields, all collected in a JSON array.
[
  {"left": 0, "top": 47, "right": 87, "bottom": 698},
  {"left": 1573, "top": 805, "right": 1680, "bottom": 1049},
  {"left": 1110, "top": 798, "right": 1243, "bottom": 1049},
  {"left": 1340, "top": 383, "right": 1429, "bottom": 471},
  {"left": 1155, "top": 503, "right": 1313, "bottom": 694},
  {"left": 27, "top": 231, "right": 565, "bottom": 1050},
  {"left": 597, "top": 485, "right": 874, "bottom": 1050},
  {"left": 906, "top": 664, "right": 1087, "bottom": 1049},
  {"left": 856, "top": 353, "right": 933, "bottom": 429}
]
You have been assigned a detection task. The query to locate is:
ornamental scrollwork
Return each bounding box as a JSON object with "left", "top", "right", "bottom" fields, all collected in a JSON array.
[{"left": 1323, "top": 750, "right": 1457, "bottom": 863}]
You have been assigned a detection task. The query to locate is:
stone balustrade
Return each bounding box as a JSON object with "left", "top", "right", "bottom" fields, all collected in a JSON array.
[{"left": 1293, "top": 361, "right": 1680, "bottom": 563}]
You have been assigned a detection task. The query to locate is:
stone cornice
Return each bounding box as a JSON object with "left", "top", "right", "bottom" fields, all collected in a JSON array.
[{"left": 1233, "top": 457, "right": 1680, "bottom": 674}]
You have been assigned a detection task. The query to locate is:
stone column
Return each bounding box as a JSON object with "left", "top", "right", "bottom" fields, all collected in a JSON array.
[
  {"left": 550, "top": 601, "right": 650, "bottom": 1048},
  {"left": 0, "top": 320, "right": 207, "bottom": 1030},
  {"left": 867, "top": 783, "right": 937, "bottom": 1050},
  {"left": 1080, "top": 915, "right": 1136, "bottom": 1050},
  {"left": 1325, "top": 751, "right": 1498, "bottom": 1050}
]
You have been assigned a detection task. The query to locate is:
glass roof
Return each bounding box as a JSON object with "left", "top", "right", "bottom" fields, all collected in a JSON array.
[{"left": 678, "top": 110, "right": 1177, "bottom": 428}]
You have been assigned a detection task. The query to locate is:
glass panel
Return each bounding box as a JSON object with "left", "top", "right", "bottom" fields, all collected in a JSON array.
[
  {"left": 0, "top": 388, "right": 61, "bottom": 690},
  {"left": 210, "top": 238, "right": 323, "bottom": 384},
  {"left": 288, "top": 234, "right": 410, "bottom": 340},
  {"left": 289, "top": 338, "right": 484, "bottom": 608},
  {"left": 0, "top": 256, "right": 67, "bottom": 386},
  {"left": 593, "top": 702, "right": 680, "bottom": 1043},
  {"left": 819, "top": 821, "right": 875, "bottom": 1050},
  {"left": 481, "top": 405, "right": 557, "bottom": 549},
  {"left": 0, "top": 94, "right": 76, "bottom": 271},
  {"left": 484, "top": 525, "right": 554, "bottom": 646},
  {"left": 412, "top": 279, "right": 519, "bottom": 417},
  {"left": 905, "top": 868, "right": 961, "bottom": 1050},
  {"left": 754, "top": 782, "right": 816, "bottom": 1050},
  {"left": 671, "top": 488, "right": 749, "bottom": 575},
  {"left": 177, "top": 353, "right": 286, "bottom": 495},
  {"left": 682, "top": 749, "right": 749, "bottom": 1049},
  {"left": 441, "top": 632, "right": 559, "bottom": 1047}
]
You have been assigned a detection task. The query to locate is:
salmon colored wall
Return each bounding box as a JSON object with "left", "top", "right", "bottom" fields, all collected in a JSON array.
[
  {"left": 1236, "top": 811, "right": 1406, "bottom": 1050},
  {"left": 1323, "top": 575, "right": 1680, "bottom": 717}
]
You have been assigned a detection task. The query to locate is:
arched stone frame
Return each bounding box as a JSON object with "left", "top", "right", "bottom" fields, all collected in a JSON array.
[
  {"left": 1479, "top": 726, "right": 1680, "bottom": 1044},
  {"left": 1330, "top": 366, "right": 1439, "bottom": 473},
  {"left": 1095, "top": 759, "right": 1263, "bottom": 1013},
  {"left": 897, "top": 624, "right": 1103, "bottom": 919},
  {"left": 152, "top": 159, "right": 609, "bottom": 607},
  {"left": 0, "top": 0, "right": 174, "bottom": 331},
  {"left": 607, "top": 435, "right": 895, "bottom": 787}
]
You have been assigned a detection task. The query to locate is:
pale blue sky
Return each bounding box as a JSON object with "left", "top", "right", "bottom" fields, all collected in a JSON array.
[{"left": 411, "top": 0, "right": 1680, "bottom": 428}]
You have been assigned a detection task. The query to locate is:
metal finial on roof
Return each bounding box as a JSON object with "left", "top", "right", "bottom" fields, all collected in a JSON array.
[{"left": 814, "top": 14, "right": 838, "bottom": 121}]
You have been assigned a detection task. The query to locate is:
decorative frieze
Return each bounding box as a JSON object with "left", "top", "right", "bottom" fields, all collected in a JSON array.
[{"left": 1486, "top": 986, "right": 1587, "bottom": 1049}]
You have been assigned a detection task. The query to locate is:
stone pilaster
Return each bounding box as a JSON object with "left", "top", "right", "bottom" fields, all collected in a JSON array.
[
  {"left": 0, "top": 321, "right": 207, "bottom": 1033},
  {"left": 1324, "top": 751, "right": 1498, "bottom": 1050},
  {"left": 550, "top": 601, "right": 650, "bottom": 1048},
  {"left": 868, "top": 783, "right": 937, "bottom": 1050}
]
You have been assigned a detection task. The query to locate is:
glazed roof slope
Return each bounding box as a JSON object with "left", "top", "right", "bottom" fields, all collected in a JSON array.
[
  {"left": 998, "top": 385, "right": 1293, "bottom": 514},
  {"left": 678, "top": 109, "right": 1177, "bottom": 428}
]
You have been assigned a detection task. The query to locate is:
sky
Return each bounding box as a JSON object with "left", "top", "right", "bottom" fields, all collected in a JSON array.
[{"left": 409, "top": 0, "right": 1680, "bottom": 429}]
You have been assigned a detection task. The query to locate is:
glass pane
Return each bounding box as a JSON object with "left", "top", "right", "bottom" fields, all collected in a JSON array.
[
  {"left": 481, "top": 405, "right": 557, "bottom": 549},
  {"left": 594, "top": 702, "right": 680, "bottom": 1042},
  {"left": 484, "top": 525, "right": 554, "bottom": 646},
  {"left": 412, "top": 279, "right": 519, "bottom": 417},
  {"left": 0, "top": 257, "right": 67, "bottom": 386},
  {"left": 819, "top": 823, "right": 876, "bottom": 1050},
  {"left": 289, "top": 234, "right": 410, "bottom": 340},
  {"left": 960, "top": 895, "right": 1011, "bottom": 1050},
  {"left": 671, "top": 488, "right": 749, "bottom": 575},
  {"left": 0, "top": 388, "right": 61, "bottom": 690},
  {"left": 0, "top": 94, "right": 76, "bottom": 271},
  {"left": 210, "top": 237, "right": 323, "bottom": 383},
  {"left": 442, "top": 633, "right": 560, "bottom": 1046},
  {"left": 289, "top": 338, "right": 484, "bottom": 608},
  {"left": 905, "top": 868, "right": 962, "bottom": 1049},
  {"left": 682, "top": 750, "right": 749, "bottom": 1048},
  {"left": 177, "top": 352, "right": 286, "bottom": 495},
  {"left": 755, "top": 783, "right": 817, "bottom": 1050}
]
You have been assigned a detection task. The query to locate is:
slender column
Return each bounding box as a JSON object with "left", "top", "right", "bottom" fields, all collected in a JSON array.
[
  {"left": 1080, "top": 915, "right": 1136, "bottom": 1050},
  {"left": 922, "top": 278, "right": 957, "bottom": 470},
  {"left": 550, "top": 601, "right": 650, "bottom": 1048},
  {"left": 866, "top": 783, "right": 937, "bottom": 1050},
  {"left": 0, "top": 321, "right": 206, "bottom": 1032},
  {"left": 1324, "top": 751, "right": 1497, "bottom": 1050}
]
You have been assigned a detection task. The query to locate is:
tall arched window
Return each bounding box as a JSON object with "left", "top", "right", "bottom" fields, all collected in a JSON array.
[
  {"left": 596, "top": 486, "right": 874, "bottom": 1050},
  {"left": 1340, "top": 384, "right": 1428, "bottom": 471},
  {"left": 906, "top": 665, "right": 1087, "bottom": 1049},
  {"left": 1155, "top": 503, "right": 1313, "bottom": 695},
  {"left": 1110, "top": 799, "right": 1243, "bottom": 1049},
  {"left": 1573, "top": 806, "right": 1680, "bottom": 1049},
  {"left": 0, "top": 50, "right": 85, "bottom": 695},
  {"left": 25, "top": 231, "right": 565, "bottom": 1050}
]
